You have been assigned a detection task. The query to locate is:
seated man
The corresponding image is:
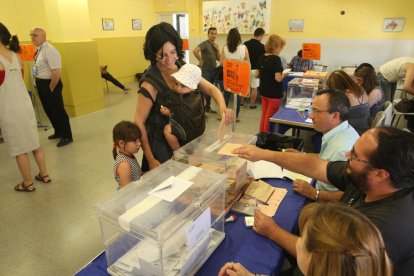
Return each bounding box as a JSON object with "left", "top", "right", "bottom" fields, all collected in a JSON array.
[
  {"left": 292, "top": 89, "right": 359, "bottom": 202},
  {"left": 289, "top": 50, "right": 314, "bottom": 72},
  {"left": 234, "top": 127, "right": 414, "bottom": 275},
  {"left": 100, "top": 65, "right": 131, "bottom": 94}
]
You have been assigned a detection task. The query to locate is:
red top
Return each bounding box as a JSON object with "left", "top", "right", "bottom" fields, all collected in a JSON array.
[
  {"left": 0, "top": 70, "right": 4, "bottom": 86},
  {"left": 0, "top": 68, "right": 24, "bottom": 86}
]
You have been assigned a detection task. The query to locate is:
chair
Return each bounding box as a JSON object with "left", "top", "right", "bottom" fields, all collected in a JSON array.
[
  {"left": 383, "top": 101, "right": 393, "bottom": 126},
  {"left": 314, "top": 64, "right": 327, "bottom": 72},
  {"left": 371, "top": 111, "right": 386, "bottom": 127},
  {"left": 341, "top": 65, "right": 357, "bottom": 75}
]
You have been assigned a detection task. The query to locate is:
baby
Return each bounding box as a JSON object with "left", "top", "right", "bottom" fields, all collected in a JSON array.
[{"left": 160, "top": 64, "right": 202, "bottom": 150}]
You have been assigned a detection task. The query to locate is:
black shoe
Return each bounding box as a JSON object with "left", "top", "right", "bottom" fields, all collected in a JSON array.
[
  {"left": 48, "top": 134, "right": 61, "bottom": 140},
  {"left": 57, "top": 138, "right": 73, "bottom": 147}
]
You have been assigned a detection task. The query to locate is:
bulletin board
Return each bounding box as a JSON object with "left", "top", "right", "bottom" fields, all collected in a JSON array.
[{"left": 202, "top": 0, "right": 270, "bottom": 34}]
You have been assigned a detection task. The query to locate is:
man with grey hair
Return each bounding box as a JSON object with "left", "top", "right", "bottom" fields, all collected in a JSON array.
[{"left": 30, "top": 27, "right": 72, "bottom": 147}]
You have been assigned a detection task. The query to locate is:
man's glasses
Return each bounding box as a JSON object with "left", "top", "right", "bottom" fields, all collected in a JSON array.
[
  {"left": 309, "top": 107, "right": 333, "bottom": 115},
  {"left": 348, "top": 147, "right": 370, "bottom": 164}
]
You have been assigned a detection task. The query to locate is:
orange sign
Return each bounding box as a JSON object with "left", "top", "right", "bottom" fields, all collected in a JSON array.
[
  {"left": 302, "top": 43, "right": 320, "bottom": 60},
  {"left": 223, "top": 59, "right": 250, "bottom": 96},
  {"left": 182, "top": 39, "right": 189, "bottom": 51},
  {"left": 19, "top": 44, "right": 36, "bottom": 61}
]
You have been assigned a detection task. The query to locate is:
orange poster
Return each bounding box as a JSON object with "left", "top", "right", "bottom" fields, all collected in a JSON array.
[
  {"left": 302, "top": 43, "right": 321, "bottom": 60},
  {"left": 19, "top": 44, "right": 36, "bottom": 61},
  {"left": 223, "top": 59, "right": 250, "bottom": 97}
]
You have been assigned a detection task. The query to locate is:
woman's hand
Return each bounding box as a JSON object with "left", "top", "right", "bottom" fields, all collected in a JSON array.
[
  {"left": 218, "top": 262, "right": 254, "bottom": 276},
  {"left": 148, "top": 158, "right": 161, "bottom": 170},
  {"left": 221, "top": 108, "right": 235, "bottom": 126},
  {"left": 253, "top": 208, "right": 278, "bottom": 239}
]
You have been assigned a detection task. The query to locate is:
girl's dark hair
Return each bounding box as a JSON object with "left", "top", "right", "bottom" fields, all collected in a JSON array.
[
  {"left": 143, "top": 22, "right": 184, "bottom": 64},
  {"left": 354, "top": 66, "right": 380, "bottom": 94},
  {"left": 0, "top": 22, "right": 20, "bottom": 52},
  {"left": 226, "top": 28, "right": 241, "bottom": 53},
  {"left": 112, "top": 121, "right": 141, "bottom": 159}
]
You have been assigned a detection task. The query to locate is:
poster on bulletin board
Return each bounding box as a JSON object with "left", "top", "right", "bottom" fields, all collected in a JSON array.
[
  {"left": 223, "top": 59, "right": 250, "bottom": 96},
  {"left": 302, "top": 43, "right": 321, "bottom": 60},
  {"left": 202, "top": 0, "right": 271, "bottom": 34}
]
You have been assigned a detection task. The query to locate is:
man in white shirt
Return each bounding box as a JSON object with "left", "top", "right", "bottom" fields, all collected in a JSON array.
[
  {"left": 292, "top": 88, "right": 359, "bottom": 202},
  {"left": 31, "top": 27, "right": 73, "bottom": 147}
]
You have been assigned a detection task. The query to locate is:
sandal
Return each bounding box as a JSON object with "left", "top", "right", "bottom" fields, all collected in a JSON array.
[
  {"left": 15, "top": 182, "right": 36, "bottom": 192},
  {"left": 249, "top": 105, "right": 257, "bottom": 109},
  {"left": 35, "top": 173, "right": 52, "bottom": 183}
]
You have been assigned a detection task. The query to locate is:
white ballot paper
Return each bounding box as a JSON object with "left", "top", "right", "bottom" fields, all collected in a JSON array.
[
  {"left": 149, "top": 176, "right": 193, "bottom": 202},
  {"left": 187, "top": 207, "right": 211, "bottom": 250},
  {"left": 250, "top": 160, "right": 284, "bottom": 179}
]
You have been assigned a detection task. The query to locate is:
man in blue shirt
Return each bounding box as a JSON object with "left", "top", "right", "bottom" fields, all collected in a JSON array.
[
  {"left": 289, "top": 50, "right": 314, "bottom": 72},
  {"left": 293, "top": 89, "right": 359, "bottom": 202}
]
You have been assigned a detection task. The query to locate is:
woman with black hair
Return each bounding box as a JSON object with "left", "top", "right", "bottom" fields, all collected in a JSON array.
[
  {"left": 134, "top": 22, "right": 233, "bottom": 171},
  {"left": 0, "top": 22, "right": 50, "bottom": 192}
]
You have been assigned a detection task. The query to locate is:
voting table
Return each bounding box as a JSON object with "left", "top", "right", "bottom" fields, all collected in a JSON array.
[
  {"left": 76, "top": 178, "right": 307, "bottom": 276},
  {"left": 269, "top": 107, "right": 314, "bottom": 136}
]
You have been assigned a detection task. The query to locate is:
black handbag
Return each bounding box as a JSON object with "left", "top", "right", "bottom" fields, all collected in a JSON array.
[
  {"left": 256, "top": 132, "right": 304, "bottom": 152},
  {"left": 395, "top": 98, "right": 414, "bottom": 113}
]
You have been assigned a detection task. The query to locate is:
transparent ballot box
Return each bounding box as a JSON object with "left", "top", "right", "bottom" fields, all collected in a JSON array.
[
  {"left": 95, "top": 160, "right": 227, "bottom": 276},
  {"left": 173, "top": 131, "right": 256, "bottom": 205},
  {"left": 285, "top": 78, "right": 319, "bottom": 109}
]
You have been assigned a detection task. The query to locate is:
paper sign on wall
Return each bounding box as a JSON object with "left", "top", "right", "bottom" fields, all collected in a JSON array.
[
  {"left": 302, "top": 43, "right": 320, "bottom": 60},
  {"left": 223, "top": 59, "right": 250, "bottom": 97}
]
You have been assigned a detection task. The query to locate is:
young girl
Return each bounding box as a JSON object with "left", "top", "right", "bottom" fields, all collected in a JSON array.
[
  {"left": 160, "top": 63, "right": 202, "bottom": 150},
  {"left": 112, "top": 121, "right": 142, "bottom": 188}
]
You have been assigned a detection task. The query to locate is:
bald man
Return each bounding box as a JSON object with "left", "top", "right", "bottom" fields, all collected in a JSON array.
[{"left": 30, "top": 27, "right": 72, "bottom": 147}]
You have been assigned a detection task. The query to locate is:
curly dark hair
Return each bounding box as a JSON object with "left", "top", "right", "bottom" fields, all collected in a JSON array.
[{"left": 143, "top": 22, "right": 184, "bottom": 64}]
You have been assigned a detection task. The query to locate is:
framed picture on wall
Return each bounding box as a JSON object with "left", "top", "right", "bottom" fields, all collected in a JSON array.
[
  {"left": 102, "top": 18, "right": 114, "bottom": 31},
  {"left": 132, "top": 19, "right": 142, "bottom": 30},
  {"left": 383, "top": 18, "right": 405, "bottom": 32},
  {"left": 289, "top": 19, "right": 304, "bottom": 32}
]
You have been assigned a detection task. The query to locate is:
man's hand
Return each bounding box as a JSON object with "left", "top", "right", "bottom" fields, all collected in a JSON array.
[
  {"left": 232, "top": 144, "right": 266, "bottom": 162},
  {"left": 292, "top": 179, "right": 315, "bottom": 200},
  {"left": 253, "top": 208, "right": 278, "bottom": 239}
]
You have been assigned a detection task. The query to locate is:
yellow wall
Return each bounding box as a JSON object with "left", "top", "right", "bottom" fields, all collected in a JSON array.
[
  {"left": 88, "top": 0, "right": 156, "bottom": 38},
  {"left": 194, "top": 0, "right": 414, "bottom": 38},
  {"left": 270, "top": 0, "right": 413, "bottom": 39}
]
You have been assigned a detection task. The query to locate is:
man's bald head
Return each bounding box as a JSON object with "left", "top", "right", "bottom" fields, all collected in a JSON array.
[{"left": 30, "top": 27, "right": 46, "bottom": 46}]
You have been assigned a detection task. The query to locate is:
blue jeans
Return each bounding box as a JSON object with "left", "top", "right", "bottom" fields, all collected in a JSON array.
[{"left": 202, "top": 68, "right": 215, "bottom": 107}]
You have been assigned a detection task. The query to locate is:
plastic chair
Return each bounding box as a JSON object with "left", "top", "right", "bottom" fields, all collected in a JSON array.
[
  {"left": 314, "top": 64, "right": 327, "bottom": 72},
  {"left": 383, "top": 101, "right": 393, "bottom": 126},
  {"left": 371, "top": 111, "right": 386, "bottom": 127}
]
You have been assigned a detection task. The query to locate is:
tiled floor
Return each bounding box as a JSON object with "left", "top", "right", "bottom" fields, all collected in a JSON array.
[{"left": 0, "top": 83, "right": 274, "bottom": 275}]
